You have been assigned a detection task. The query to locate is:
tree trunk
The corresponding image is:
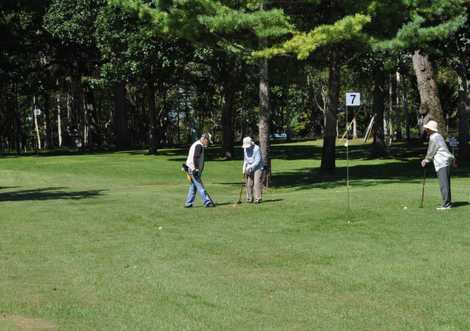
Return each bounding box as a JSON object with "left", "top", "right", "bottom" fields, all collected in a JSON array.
[
  {"left": 372, "top": 66, "right": 386, "bottom": 155},
  {"left": 114, "top": 81, "right": 130, "bottom": 149},
  {"left": 83, "top": 95, "right": 89, "bottom": 148},
  {"left": 222, "top": 80, "right": 235, "bottom": 160},
  {"left": 392, "top": 71, "right": 401, "bottom": 140},
  {"left": 32, "top": 96, "right": 42, "bottom": 150},
  {"left": 44, "top": 93, "right": 53, "bottom": 149},
  {"left": 352, "top": 116, "right": 358, "bottom": 139},
  {"left": 57, "top": 94, "right": 63, "bottom": 148},
  {"left": 64, "top": 90, "right": 73, "bottom": 147},
  {"left": 14, "top": 83, "right": 22, "bottom": 154},
  {"left": 456, "top": 63, "right": 470, "bottom": 159},
  {"left": 321, "top": 56, "right": 340, "bottom": 171},
  {"left": 148, "top": 83, "right": 158, "bottom": 154},
  {"left": 402, "top": 74, "right": 411, "bottom": 141},
  {"left": 176, "top": 106, "right": 180, "bottom": 145},
  {"left": 412, "top": 50, "right": 446, "bottom": 134},
  {"left": 70, "top": 74, "right": 83, "bottom": 147},
  {"left": 259, "top": 56, "right": 271, "bottom": 176}
]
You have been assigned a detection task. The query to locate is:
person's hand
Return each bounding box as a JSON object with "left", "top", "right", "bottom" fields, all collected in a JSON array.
[
  {"left": 192, "top": 169, "right": 200, "bottom": 177},
  {"left": 453, "top": 159, "right": 459, "bottom": 168},
  {"left": 421, "top": 159, "right": 428, "bottom": 168}
]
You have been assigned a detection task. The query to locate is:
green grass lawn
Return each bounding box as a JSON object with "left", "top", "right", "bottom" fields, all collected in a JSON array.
[{"left": 1, "top": 141, "right": 469, "bottom": 330}]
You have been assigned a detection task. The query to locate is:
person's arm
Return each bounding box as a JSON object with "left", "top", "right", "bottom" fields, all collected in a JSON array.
[
  {"left": 193, "top": 144, "right": 203, "bottom": 171},
  {"left": 250, "top": 147, "right": 262, "bottom": 170},
  {"left": 421, "top": 135, "right": 437, "bottom": 167},
  {"left": 425, "top": 136, "right": 438, "bottom": 162}
]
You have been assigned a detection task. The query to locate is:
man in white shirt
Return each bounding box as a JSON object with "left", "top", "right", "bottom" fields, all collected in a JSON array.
[
  {"left": 421, "top": 120, "right": 455, "bottom": 210},
  {"left": 184, "top": 133, "right": 215, "bottom": 208}
]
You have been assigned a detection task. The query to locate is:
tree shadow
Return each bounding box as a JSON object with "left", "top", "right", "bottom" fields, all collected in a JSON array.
[
  {"left": 272, "top": 159, "right": 470, "bottom": 191},
  {"left": 0, "top": 187, "right": 106, "bottom": 202},
  {"left": 187, "top": 199, "right": 284, "bottom": 208}
]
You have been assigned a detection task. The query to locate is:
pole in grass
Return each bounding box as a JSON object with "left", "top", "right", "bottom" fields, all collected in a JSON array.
[{"left": 345, "top": 92, "right": 361, "bottom": 220}]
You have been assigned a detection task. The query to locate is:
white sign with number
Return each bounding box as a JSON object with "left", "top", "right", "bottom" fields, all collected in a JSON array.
[{"left": 346, "top": 92, "right": 361, "bottom": 107}]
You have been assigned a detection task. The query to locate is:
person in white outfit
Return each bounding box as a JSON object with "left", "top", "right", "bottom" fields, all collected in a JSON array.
[
  {"left": 421, "top": 120, "right": 455, "bottom": 210},
  {"left": 242, "top": 137, "right": 263, "bottom": 204}
]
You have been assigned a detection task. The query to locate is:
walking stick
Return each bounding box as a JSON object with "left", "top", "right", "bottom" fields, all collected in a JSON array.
[{"left": 420, "top": 167, "right": 426, "bottom": 208}]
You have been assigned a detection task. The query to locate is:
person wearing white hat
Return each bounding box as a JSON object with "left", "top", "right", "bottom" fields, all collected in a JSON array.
[
  {"left": 242, "top": 137, "right": 263, "bottom": 204},
  {"left": 421, "top": 120, "right": 455, "bottom": 210}
]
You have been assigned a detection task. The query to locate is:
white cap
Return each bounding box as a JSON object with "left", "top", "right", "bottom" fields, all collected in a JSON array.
[
  {"left": 423, "top": 120, "right": 439, "bottom": 132},
  {"left": 242, "top": 137, "right": 254, "bottom": 149}
]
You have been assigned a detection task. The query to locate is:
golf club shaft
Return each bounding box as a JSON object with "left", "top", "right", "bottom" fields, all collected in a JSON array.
[
  {"left": 238, "top": 175, "right": 245, "bottom": 203},
  {"left": 420, "top": 168, "right": 426, "bottom": 208}
]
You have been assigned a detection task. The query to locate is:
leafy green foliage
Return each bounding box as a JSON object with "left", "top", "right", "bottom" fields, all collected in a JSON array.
[
  {"left": 255, "top": 14, "right": 371, "bottom": 59},
  {"left": 44, "top": 0, "right": 106, "bottom": 47},
  {"left": 373, "top": 0, "right": 468, "bottom": 52}
]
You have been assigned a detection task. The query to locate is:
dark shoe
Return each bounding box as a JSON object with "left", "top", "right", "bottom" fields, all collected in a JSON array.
[
  {"left": 184, "top": 204, "right": 193, "bottom": 208},
  {"left": 255, "top": 199, "right": 262, "bottom": 204},
  {"left": 205, "top": 202, "right": 215, "bottom": 208},
  {"left": 436, "top": 204, "right": 451, "bottom": 210}
]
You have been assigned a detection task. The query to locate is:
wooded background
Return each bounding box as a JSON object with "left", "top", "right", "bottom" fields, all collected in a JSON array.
[{"left": 1, "top": 0, "right": 469, "bottom": 171}]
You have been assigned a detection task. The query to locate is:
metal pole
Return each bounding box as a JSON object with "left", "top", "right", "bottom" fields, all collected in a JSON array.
[{"left": 346, "top": 105, "right": 351, "bottom": 218}]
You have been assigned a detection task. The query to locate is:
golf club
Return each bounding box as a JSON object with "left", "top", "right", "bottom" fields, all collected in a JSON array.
[
  {"left": 420, "top": 166, "right": 426, "bottom": 208},
  {"left": 235, "top": 174, "right": 246, "bottom": 205}
]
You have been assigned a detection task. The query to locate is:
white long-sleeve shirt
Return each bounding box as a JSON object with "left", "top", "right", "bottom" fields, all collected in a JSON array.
[
  {"left": 424, "top": 132, "right": 454, "bottom": 171},
  {"left": 243, "top": 145, "right": 262, "bottom": 172}
]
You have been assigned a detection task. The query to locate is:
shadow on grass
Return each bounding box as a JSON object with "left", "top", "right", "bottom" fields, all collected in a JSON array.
[
  {"left": 273, "top": 159, "right": 470, "bottom": 191},
  {"left": 452, "top": 201, "right": 470, "bottom": 208},
  {"left": 0, "top": 186, "right": 19, "bottom": 190},
  {"left": 189, "top": 199, "right": 284, "bottom": 208},
  {"left": 0, "top": 187, "right": 106, "bottom": 202}
]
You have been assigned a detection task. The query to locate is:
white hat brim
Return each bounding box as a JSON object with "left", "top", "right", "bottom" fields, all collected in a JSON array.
[{"left": 423, "top": 124, "right": 438, "bottom": 132}]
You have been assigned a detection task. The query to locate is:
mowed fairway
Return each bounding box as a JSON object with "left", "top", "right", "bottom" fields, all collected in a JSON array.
[{"left": 1, "top": 141, "right": 470, "bottom": 330}]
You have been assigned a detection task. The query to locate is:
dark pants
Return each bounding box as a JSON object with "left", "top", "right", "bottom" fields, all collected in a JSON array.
[{"left": 437, "top": 166, "right": 451, "bottom": 207}]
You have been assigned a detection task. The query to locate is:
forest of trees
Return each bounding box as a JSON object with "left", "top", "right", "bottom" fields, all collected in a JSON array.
[{"left": 1, "top": 0, "right": 469, "bottom": 172}]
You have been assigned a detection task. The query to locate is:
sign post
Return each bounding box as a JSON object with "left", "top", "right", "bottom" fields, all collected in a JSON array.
[
  {"left": 33, "top": 106, "right": 42, "bottom": 150},
  {"left": 345, "top": 92, "right": 361, "bottom": 220}
]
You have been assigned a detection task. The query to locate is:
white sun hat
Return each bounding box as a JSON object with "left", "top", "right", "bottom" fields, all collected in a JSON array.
[
  {"left": 423, "top": 120, "right": 439, "bottom": 132},
  {"left": 242, "top": 137, "right": 254, "bottom": 149}
]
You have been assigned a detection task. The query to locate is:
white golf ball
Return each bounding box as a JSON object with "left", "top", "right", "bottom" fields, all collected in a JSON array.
[
  {"left": 403, "top": 206, "right": 408, "bottom": 210},
  {"left": 158, "top": 226, "right": 163, "bottom": 230}
]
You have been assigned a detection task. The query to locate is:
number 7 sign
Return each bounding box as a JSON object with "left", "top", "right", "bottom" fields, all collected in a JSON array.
[{"left": 346, "top": 92, "right": 361, "bottom": 107}]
